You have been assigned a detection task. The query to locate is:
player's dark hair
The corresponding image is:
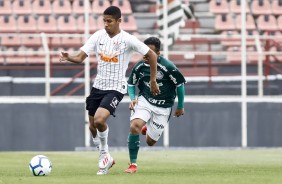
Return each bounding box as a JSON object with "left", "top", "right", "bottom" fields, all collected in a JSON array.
[
  {"left": 144, "top": 37, "right": 161, "bottom": 52},
  {"left": 103, "top": 6, "right": 121, "bottom": 20}
]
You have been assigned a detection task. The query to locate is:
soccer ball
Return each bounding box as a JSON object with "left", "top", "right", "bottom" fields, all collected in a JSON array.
[{"left": 29, "top": 155, "right": 52, "bottom": 176}]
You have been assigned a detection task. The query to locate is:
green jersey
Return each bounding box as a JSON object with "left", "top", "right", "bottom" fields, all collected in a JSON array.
[{"left": 128, "top": 55, "right": 186, "bottom": 108}]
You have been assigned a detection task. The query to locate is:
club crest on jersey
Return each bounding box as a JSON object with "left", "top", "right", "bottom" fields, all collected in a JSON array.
[
  {"left": 113, "top": 41, "right": 121, "bottom": 51},
  {"left": 156, "top": 71, "right": 164, "bottom": 79}
]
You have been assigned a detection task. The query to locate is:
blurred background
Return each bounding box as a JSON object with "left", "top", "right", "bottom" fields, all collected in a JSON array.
[{"left": 0, "top": 0, "right": 282, "bottom": 151}]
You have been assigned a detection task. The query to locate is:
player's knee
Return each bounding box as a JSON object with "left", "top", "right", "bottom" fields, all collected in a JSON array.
[
  {"left": 129, "top": 122, "right": 141, "bottom": 134},
  {"left": 146, "top": 137, "right": 156, "bottom": 146},
  {"left": 88, "top": 116, "right": 95, "bottom": 129},
  {"left": 93, "top": 116, "right": 106, "bottom": 128},
  {"left": 146, "top": 140, "right": 156, "bottom": 146},
  {"left": 89, "top": 124, "right": 94, "bottom": 131}
]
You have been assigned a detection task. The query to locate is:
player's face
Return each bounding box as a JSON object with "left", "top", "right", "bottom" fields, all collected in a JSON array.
[
  {"left": 103, "top": 15, "right": 121, "bottom": 37},
  {"left": 143, "top": 44, "right": 160, "bottom": 64}
]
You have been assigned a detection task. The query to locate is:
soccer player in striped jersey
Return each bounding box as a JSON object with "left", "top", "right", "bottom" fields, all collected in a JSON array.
[
  {"left": 125, "top": 37, "right": 186, "bottom": 173},
  {"left": 59, "top": 6, "right": 160, "bottom": 175}
]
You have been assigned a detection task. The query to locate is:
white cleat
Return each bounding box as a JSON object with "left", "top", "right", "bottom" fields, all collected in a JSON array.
[{"left": 96, "top": 152, "right": 115, "bottom": 175}]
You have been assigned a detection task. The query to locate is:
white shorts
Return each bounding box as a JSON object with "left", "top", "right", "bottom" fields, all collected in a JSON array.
[{"left": 130, "top": 96, "right": 171, "bottom": 141}]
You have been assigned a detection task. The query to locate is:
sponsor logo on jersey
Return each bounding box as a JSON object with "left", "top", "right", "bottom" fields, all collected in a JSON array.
[
  {"left": 157, "top": 63, "right": 168, "bottom": 72},
  {"left": 132, "top": 73, "right": 137, "bottom": 84},
  {"left": 148, "top": 98, "right": 165, "bottom": 105},
  {"left": 152, "top": 121, "right": 164, "bottom": 129},
  {"left": 110, "top": 97, "right": 120, "bottom": 109},
  {"left": 100, "top": 53, "right": 118, "bottom": 63},
  {"left": 169, "top": 74, "right": 177, "bottom": 84}
]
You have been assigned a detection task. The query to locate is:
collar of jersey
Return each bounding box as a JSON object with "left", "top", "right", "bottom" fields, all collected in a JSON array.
[
  {"left": 143, "top": 56, "right": 161, "bottom": 67},
  {"left": 143, "top": 62, "right": 150, "bottom": 67}
]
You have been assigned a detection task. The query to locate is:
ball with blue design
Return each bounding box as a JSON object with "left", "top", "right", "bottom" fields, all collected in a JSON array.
[{"left": 29, "top": 155, "right": 52, "bottom": 176}]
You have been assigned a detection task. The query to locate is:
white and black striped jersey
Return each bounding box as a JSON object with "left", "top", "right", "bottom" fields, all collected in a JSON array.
[{"left": 80, "top": 29, "right": 149, "bottom": 94}]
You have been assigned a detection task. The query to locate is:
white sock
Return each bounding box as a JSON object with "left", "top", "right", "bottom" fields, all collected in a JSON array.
[
  {"left": 97, "top": 127, "right": 109, "bottom": 153},
  {"left": 92, "top": 134, "right": 100, "bottom": 149}
]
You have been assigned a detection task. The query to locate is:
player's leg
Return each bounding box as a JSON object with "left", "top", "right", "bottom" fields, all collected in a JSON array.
[
  {"left": 125, "top": 97, "right": 151, "bottom": 173},
  {"left": 125, "top": 118, "right": 146, "bottom": 173},
  {"left": 145, "top": 134, "right": 157, "bottom": 146},
  {"left": 93, "top": 107, "right": 111, "bottom": 153},
  {"left": 88, "top": 116, "right": 100, "bottom": 149},
  {"left": 146, "top": 108, "right": 171, "bottom": 146},
  {"left": 86, "top": 88, "right": 102, "bottom": 150},
  {"left": 95, "top": 91, "right": 124, "bottom": 175},
  {"left": 94, "top": 107, "right": 115, "bottom": 175},
  {"left": 141, "top": 125, "right": 147, "bottom": 135},
  {"left": 96, "top": 91, "right": 123, "bottom": 152}
]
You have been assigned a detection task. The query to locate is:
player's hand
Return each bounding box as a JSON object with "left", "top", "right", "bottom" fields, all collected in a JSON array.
[
  {"left": 150, "top": 81, "right": 160, "bottom": 96},
  {"left": 174, "top": 108, "right": 184, "bottom": 117},
  {"left": 59, "top": 51, "right": 69, "bottom": 62},
  {"left": 129, "top": 100, "right": 138, "bottom": 112}
]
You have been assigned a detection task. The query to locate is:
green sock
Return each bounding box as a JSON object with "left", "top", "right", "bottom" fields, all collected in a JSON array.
[{"left": 127, "top": 134, "right": 140, "bottom": 164}]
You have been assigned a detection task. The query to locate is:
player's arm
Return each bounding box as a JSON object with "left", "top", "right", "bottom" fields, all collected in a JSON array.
[
  {"left": 60, "top": 50, "right": 88, "bottom": 64},
  {"left": 127, "top": 65, "right": 139, "bottom": 110},
  {"left": 174, "top": 83, "right": 185, "bottom": 117},
  {"left": 168, "top": 65, "right": 186, "bottom": 117},
  {"left": 144, "top": 49, "right": 160, "bottom": 96},
  {"left": 128, "top": 84, "right": 138, "bottom": 111},
  {"left": 128, "top": 85, "right": 136, "bottom": 101},
  {"left": 60, "top": 31, "right": 98, "bottom": 64}
]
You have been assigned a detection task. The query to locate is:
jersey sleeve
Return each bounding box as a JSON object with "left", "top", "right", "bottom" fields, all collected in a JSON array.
[
  {"left": 80, "top": 30, "right": 101, "bottom": 56},
  {"left": 128, "top": 35, "right": 150, "bottom": 56},
  {"left": 127, "top": 62, "right": 142, "bottom": 85},
  {"left": 168, "top": 65, "right": 186, "bottom": 86}
]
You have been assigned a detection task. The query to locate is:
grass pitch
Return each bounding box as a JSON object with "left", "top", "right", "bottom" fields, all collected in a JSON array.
[{"left": 0, "top": 149, "right": 282, "bottom": 184}]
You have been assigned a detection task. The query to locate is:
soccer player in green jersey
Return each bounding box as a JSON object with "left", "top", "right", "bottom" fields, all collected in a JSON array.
[{"left": 124, "top": 37, "right": 186, "bottom": 173}]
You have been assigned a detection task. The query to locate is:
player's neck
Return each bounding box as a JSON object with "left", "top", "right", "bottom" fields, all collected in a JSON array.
[{"left": 108, "top": 29, "right": 121, "bottom": 38}]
